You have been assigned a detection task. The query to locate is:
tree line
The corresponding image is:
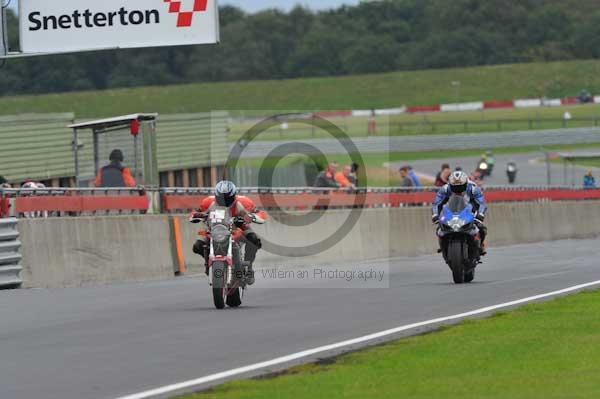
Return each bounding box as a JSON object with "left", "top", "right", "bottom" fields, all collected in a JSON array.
[{"left": 1, "top": 0, "right": 600, "bottom": 95}]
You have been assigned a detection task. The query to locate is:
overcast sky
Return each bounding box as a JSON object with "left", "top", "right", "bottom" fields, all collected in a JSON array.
[{"left": 8, "top": 1, "right": 361, "bottom": 13}]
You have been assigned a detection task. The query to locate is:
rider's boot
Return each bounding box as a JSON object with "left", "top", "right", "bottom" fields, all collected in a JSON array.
[
  {"left": 204, "top": 250, "right": 210, "bottom": 276},
  {"left": 245, "top": 262, "right": 255, "bottom": 286},
  {"left": 480, "top": 241, "right": 487, "bottom": 257}
]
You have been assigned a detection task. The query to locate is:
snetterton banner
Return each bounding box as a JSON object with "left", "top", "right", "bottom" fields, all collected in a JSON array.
[{"left": 19, "top": 0, "right": 219, "bottom": 54}]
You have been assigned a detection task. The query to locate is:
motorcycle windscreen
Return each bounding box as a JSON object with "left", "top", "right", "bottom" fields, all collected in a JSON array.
[{"left": 446, "top": 194, "right": 468, "bottom": 213}]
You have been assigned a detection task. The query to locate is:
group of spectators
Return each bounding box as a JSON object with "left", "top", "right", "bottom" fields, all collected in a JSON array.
[
  {"left": 433, "top": 163, "right": 481, "bottom": 187},
  {"left": 314, "top": 162, "right": 358, "bottom": 189},
  {"left": 403, "top": 163, "right": 474, "bottom": 188},
  {"left": 0, "top": 175, "right": 48, "bottom": 218},
  {"left": 399, "top": 166, "right": 423, "bottom": 188},
  {"left": 0, "top": 175, "right": 46, "bottom": 191}
]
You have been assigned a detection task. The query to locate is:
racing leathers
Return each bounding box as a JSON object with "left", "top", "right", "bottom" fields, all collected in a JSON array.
[
  {"left": 432, "top": 182, "right": 488, "bottom": 251},
  {"left": 190, "top": 195, "right": 268, "bottom": 276}
]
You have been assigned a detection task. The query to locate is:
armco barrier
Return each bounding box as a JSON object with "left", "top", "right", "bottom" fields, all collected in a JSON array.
[
  {"left": 160, "top": 187, "right": 600, "bottom": 213},
  {"left": 0, "top": 218, "right": 22, "bottom": 289},
  {"left": 1, "top": 188, "right": 150, "bottom": 217},
  {"left": 3, "top": 187, "right": 600, "bottom": 216},
  {"left": 16, "top": 201, "right": 600, "bottom": 288}
]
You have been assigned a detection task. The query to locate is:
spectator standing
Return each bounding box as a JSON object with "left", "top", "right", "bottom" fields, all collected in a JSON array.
[
  {"left": 584, "top": 171, "right": 596, "bottom": 189},
  {"left": 349, "top": 163, "right": 359, "bottom": 186},
  {"left": 435, "top": 164, "right": 451, "bottom": 187},
  {"left": 399, "top": 166, "right": 414, "bottom": 188},
  {"left": 21, "top": 181, "right": 48, "bottom": 218},
  {"left": 0, "top": 176, "right": 10, "bottom": 218},
  {"left": 314, "top": 162, "right": 340, "bottom": 188},
  {"left": 408, "top": 166, "right": 422, "bottom": 188},
  {"left": 336, "top": 165, "right": 357, "bottom": 189},
  {"left": 95, "top": 149, "right": 137, "bottom": 188}
]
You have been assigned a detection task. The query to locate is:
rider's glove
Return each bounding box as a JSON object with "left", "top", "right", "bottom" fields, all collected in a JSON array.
[
  {"left": 431, "top": 214, "right": 439, "bottom": 224},
  {"left": 189, "top": 212, "right": 207, "bottom": 224},
  {"left": 475, "top": 212, "right": 485, "bottom": 222},
  {"left": 233, "top": 216, "right": 246, "bottom": 228}
]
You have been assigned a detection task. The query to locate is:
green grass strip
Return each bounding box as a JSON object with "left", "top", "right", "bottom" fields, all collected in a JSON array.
[
  {"left": 4, "top": 60, "right": 600, "bottom": 118},
  {"left": 179, "top": 289, "right": 600, "bottom": 399}
]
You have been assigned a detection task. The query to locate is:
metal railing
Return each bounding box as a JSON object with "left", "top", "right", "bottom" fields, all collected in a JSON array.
[
  {"left": 2, "top": 186, "right": 600, "bottom": 217},
  {"left": 0, "top": 188, "right": 149, "bottom": 218},
  {"left": 389, "top": 117, "right": 600, "bottom": 135},
  {"left": 160, "top": 186, "right": 600, "bottom": 213}
]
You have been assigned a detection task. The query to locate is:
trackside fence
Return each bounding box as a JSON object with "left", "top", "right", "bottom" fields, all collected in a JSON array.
[
  {"left": 0, "top": 188, "right": 149, "bottom": 217},
  {"left": 2, "top": 187, "right": 599, "bottom": 216},
  {"left": 161, "top": 187, "right": 600, "bottom": 213}
]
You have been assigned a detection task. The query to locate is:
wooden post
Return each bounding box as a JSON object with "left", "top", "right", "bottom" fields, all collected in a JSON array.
[
  {"left": 196, "top": 168, "right": 204, "bottom": 187},
  {"left": 182, "top": 170, "right": 190, "bottom": 188},
  {"left": 210, "top": 167, "right": 218, "bottom": 186}
]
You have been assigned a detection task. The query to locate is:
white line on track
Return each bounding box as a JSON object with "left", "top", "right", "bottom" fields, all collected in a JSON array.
[{"left": 114, "top": 280, "right": 600, "bottom": 399}]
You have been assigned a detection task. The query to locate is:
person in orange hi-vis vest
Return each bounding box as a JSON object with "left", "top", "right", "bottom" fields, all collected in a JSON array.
[{"left": 95, "top": 149, "right": 137, "bottom": 188}]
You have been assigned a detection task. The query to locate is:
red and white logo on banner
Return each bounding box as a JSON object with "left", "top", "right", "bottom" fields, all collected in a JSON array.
[{"left": 164, "top": 0, "right": 208, "bottom": 27}]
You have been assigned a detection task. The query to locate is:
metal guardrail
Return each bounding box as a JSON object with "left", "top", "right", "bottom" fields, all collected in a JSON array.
[
  {"left": 0, "top": 188, "right": 149, "bottom": 217},
  {"left": 0, "top": 218, "right": 22, "bottom": 289},
  {"left": 2, "top": 186, "right": 600, "bottom": 216},
  {"left": 389, "top": 117, "right": 600, "bottom": 134},
  {"left": 160, "top": 186, "right": 600, "bottom": 213}
]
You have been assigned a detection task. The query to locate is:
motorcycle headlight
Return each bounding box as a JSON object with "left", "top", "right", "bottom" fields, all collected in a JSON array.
[
  {"left": 479, "top": 163, "right": 489, "bottom": 171},
  {"left": 211, "top": 225, "right": 231, "bottom": 244},
  {"left": 448, "top": 217, "right": 466, "bottom": 232}
]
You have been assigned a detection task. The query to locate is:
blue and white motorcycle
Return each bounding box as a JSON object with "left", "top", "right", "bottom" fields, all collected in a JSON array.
[{"left": 437, "top": 194, "right": 484, "bottom": 284}]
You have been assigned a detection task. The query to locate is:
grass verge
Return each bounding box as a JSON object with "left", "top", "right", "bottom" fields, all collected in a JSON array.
[
  {"left": 3, "top": 60, "right": 600, "bottom": 118},
  {"left": 228, "top": 104, "right": 600, "bottom": 141},
  {"left": 178, "top": 289, "right": 600, "bottom": 399}
]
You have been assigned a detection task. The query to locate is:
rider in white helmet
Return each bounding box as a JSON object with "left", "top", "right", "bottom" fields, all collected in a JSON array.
[{"left": 432, "top": 170, "right": 488, "bottom": 253}]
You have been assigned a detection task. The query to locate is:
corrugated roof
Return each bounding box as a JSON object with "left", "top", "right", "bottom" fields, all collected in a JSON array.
[{"left": 69, "top": 113, "right": 158, "bottom": 130}]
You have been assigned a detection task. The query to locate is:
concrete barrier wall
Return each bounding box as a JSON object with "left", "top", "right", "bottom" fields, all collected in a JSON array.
[
  {"left": 179, "top": 200, "right": 600, "bottom": 271},
  {"left": 18, "top": 201, "right": 600, "bottom": 288},
  {"left": 19, "top": 216, "right": 174, "bottom": 288}
]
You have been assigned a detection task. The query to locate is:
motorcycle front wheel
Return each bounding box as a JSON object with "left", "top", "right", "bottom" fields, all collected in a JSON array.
[
  {"left": 448, "top": 241, "right": 466, "bottom": 284},
  {"left": 464, "top": 269, "right": 475, "bottom": 283},
  {"left": 212, "top": 262, "right": 227, "bottom": 309}
]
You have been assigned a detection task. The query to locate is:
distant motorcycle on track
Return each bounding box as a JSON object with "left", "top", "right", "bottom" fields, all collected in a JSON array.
[
  {"left": 476, "top": 151, "right": 496, "bottom": 180},
  {"left": 437, "top": 194, "right": 485, "bottom": 284}
]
